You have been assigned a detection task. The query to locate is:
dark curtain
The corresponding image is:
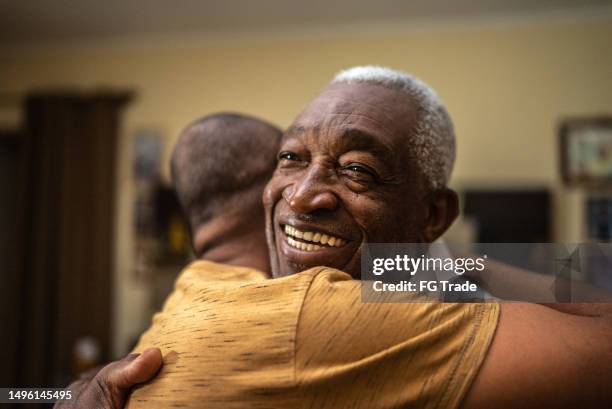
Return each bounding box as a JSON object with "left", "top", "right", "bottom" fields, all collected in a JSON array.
[
  {"left": 2, "top": 92, "right": 131, "bottom": 393},
  {"left": 0, "top": 130, "right": 25, "bottom": 392}
]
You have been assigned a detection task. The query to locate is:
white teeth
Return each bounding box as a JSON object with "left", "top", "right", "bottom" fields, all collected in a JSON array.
[
  {"left": 283, "top": 225, "right": 346, "bottom": 249},
  {"left": 287, "top": 239, "right": 324, "bottom": 252}
]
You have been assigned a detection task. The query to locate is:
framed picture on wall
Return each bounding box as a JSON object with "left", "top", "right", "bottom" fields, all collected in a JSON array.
[{"left": 560, "top": 117, "right": 612, "bottom": 186}]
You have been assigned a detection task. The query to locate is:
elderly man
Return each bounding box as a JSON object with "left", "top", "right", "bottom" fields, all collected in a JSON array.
[
  {"left": 264, "top": 67, "right": 458, "bottom": 277},
  {"left": 67, "top": 67, "right": 612, "bottom": 409}
]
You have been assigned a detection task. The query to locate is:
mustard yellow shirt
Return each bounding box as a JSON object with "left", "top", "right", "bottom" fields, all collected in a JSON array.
[{"left": 127, "top": 260, "right": 499, "bottom": 409}]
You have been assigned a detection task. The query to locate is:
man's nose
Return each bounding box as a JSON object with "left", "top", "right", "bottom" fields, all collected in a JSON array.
[{"left": 283, "top": 164, "right": 338, "bottom": 214}]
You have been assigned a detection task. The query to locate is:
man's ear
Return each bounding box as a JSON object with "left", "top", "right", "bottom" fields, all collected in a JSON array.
[{"left": 423, "top": 188, "right": 459, "bottom": 242}]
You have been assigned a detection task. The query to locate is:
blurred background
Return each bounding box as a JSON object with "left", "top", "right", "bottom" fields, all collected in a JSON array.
[{"left": 1, "top": 0, "right": 611, "bottom": 393}]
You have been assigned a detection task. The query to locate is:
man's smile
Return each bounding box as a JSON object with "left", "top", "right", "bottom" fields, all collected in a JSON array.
[
  {"left": 273, "top": 215, "right": 362, "bottom": 274},
  {"left": 283, "top": 224, "right": 347, "bottom": 251}
]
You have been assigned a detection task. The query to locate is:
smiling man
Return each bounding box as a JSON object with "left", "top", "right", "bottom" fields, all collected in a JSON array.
[
  {"left": 124, "top": 67, "right": 612, "bottom": 409},
  {"left": 265, "top": 67, "right": 457, "bottom": 277}
]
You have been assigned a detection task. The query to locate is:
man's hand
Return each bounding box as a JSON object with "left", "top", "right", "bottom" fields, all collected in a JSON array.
[{"left": 55, "top": 348, "right": 162, "bottom": 408}]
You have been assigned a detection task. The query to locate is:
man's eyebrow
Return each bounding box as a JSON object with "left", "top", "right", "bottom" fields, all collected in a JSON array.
[
  {"left": 337, "top": 128, "right": 394, "bottom": 159},
  {"left": 282, "top": 125, "right": 395, "bottom": 161}
]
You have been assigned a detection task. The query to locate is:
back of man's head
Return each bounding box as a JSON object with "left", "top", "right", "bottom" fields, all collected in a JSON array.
[{"left": 171, "top": 113, "right": 282, "bottom": 255}]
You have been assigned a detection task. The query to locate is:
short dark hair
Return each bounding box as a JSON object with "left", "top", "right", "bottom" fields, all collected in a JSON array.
[{"left": 171, "top": 113, "right": 282, "bottom": 230}]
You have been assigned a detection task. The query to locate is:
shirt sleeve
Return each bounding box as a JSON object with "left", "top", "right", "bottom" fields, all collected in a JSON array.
[{"left": 295, "top": 268, "right": 500, "bottom": 409}]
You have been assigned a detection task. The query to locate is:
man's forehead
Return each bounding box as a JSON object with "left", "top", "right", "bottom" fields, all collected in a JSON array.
[
  {"left": 287, "top": 82, "right": 418, "bottom": 148},
  {"left": 294, "top": 83, "right": 416, "bottom": 130}
]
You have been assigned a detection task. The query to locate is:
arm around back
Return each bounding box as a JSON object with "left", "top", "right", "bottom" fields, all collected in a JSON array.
[{"left": 460, "top": 302, "right": 612, "bottom": 409}]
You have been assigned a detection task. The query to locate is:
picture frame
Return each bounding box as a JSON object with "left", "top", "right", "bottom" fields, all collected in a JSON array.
[{"left": 560, "top": 117, "right": 612, "bottom": 186}]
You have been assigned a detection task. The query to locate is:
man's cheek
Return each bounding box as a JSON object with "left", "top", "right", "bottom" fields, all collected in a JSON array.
[
  {"left": 395, "top": 203, "right": 428, "bottom": 242},
  {"left": 356, "top": 204, "right": 400, "bottom": 242}
]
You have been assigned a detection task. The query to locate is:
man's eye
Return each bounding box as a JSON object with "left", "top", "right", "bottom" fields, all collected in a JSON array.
[
  {"left": 340, "top": 163, "right": 379, "bottom": 183},
  {"left": 278, "top": 151, "right": 299, "bottom": 161},
  {"left": 347, "top": 165, "right": 369, "bottom": 174}
]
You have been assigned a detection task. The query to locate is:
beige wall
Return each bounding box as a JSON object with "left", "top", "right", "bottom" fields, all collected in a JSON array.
[{"left": 2, "top": 16, "right": 611, "bottom": 356}]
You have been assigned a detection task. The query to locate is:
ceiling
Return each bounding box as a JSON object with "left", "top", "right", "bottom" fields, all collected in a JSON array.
[{"left": 1, "top": 0, "right": 611, "bottom": 44}]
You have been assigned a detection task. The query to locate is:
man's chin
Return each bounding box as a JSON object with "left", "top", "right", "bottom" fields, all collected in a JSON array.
[{"left": 275, "top": 247, "right": 362, "bottom": 278}]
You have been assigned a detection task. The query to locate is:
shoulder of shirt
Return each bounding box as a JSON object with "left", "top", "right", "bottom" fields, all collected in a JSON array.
[
  {"left": 177, "top": 259, "right": 270, "bottom": 283},
  {"left": 294, "top": 266, "right": 360, "bottom": 304},
  {"left": 175, "top": 261, "right": 353, "bottom": 285},
  {"left": 282, "top": 266, "right": 355, "bottom": 286},
  {"left": 169, "top": 262, "right": 357, "bottom": 310}
]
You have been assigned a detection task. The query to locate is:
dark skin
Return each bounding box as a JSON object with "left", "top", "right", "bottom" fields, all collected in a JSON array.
[
  {"left": 192, "top": 193, "right": 271, "bottom": 274},
  {"left": 264, "top": 82, "right": 458, "bottom": 278},
  {"left": 54, "top": 348, "right": 162, "bottom": 409}
]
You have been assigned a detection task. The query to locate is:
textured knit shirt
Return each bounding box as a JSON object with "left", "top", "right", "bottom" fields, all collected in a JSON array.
[{"left": 127, "top": 260, "right": 499, "bottom": 409}]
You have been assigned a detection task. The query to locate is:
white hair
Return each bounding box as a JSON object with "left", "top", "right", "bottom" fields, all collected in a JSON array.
[{"left": 331, "top": 66, "right": 455, "bottom": 189}]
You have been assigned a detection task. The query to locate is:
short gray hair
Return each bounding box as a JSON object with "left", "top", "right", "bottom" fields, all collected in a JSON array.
[{"left": 331, "top": 66, "right": 455, "bottom": 189}]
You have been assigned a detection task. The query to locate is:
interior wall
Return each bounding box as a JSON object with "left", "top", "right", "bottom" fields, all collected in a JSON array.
[{"left": 2, "top": 16, "right": 611, "bottom": 357}]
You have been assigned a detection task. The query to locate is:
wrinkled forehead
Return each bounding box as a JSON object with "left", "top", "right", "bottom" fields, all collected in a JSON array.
[
  {"left": 289, "top": 82, "right": 419, "bottom": 149},
  {"left": 275, "top": 82, "right": 431, "bottom": 196}
]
